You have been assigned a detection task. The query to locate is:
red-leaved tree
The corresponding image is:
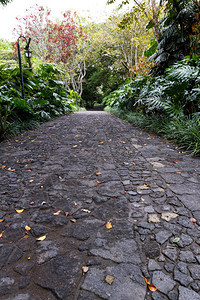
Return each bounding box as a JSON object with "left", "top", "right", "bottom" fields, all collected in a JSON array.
[{"left": 13, "top": 4, "right": 83, "bottom": 64}]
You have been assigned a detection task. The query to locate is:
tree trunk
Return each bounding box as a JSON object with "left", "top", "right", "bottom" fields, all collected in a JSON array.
[{"left": 151, "top": 0, "right": 160, "bottom": 40}]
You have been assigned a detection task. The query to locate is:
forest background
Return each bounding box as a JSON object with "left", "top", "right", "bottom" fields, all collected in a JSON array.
[{"left": 0, "top": 0, "right": 200, "bottom": 155}]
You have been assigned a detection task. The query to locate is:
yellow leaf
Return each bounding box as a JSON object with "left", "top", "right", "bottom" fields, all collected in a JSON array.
[
  {"left": 0, "top": 231, "right": 4, "bottom": 238},
  {"left": 73, "top": 145, "right": 78, "bottom": 148},
  {"left": 105, "top": 275, "right": 115, "bottom": 285},
  {"left": 25, "top": 225, "right": 31, "bottom": 231},
  {"left": 141, "top": 197, "right": 145, "bottom": 201},
  {"left": 29, "top": 179, "right": 34, "bottom": 183},
  {"left": 53, "top": 210, "right": 62, "bottom": 215},
  {"left": 36, "top": 235, "right": 47, "bottom": 241},
  {"left": 27, "top": 257, "right": 31, "bottom": 260},
  {"left": 99, "top": 141, "right": 104, "bottom": 144},
  {"left": 16, "top": 209, "right": 24, "bottom": 213},
  {"left": 106, "top": 221, "right": 112, "bottom": 229},
  {"left": 74, "top": 202, "right": 77, "bottom": 207},
  {"left": 1, "top": 165, "right": 6, "bottom": 169},
  {"left": 96, "top": 172, "right": 102, "bottom": 176},
  {"left": 0, "top": 219, "right": 4, "bottom": 223}
]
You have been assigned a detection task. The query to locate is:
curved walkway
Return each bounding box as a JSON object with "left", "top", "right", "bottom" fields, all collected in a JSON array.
[{"left": 0, "top": 111, "right": 200, "bottom": 300}]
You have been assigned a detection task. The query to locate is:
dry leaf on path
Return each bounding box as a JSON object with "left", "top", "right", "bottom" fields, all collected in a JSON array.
[
  {"left": 105, "top": 275, "right": 115, "bottom": 285},
  {"left": 106, "top": 221, "right": 112, "bottom": 229},
  {"left": 0, "top": 219, "right": 4, "bottom": 223},
  {"left": 190, "top": 217, "right": 197, "bottom": 223},
  {"left": 74, "top": 202, "right": 77, "bottom": 207},
  {"left": 70, "top": 219, "right": 77, "bottom": 223},
  {"left": 65, "top": 212, "right": 69, "bottom": 216},
  {"left": 25, "top": 225, "right": 31, "bottom": 231},
  {"left": 143, "top": 277, "right": 157, "bottom": 292},
  {"left": 82, "top": 266, "right": 89, "bottom": 273},
  {"left": 81, "top": 209, "right": 91, "bottom": 213},
  {"left": 96, "top": 172, "right": 102, "bottom": 176},
  {"left": 97, "top": 181, "right": 102, "bottom": 184},
  {"left": 23, "top": 235, "right": 29, "bottom": 239},
  {"left": 53, "top": 210, "right": 62, "bottom": 215},
  {"left": 36, "top": 235, "right": 47, "bottom": 241},
  {"left": 15, "top": 209, "right": 24, "bottom": 213},
  {"left": 0, "top": 231, "right": 4, "bottom": 238}
]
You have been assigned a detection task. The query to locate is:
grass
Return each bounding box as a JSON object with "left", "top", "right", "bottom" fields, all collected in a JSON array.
[{"left": 105, "top": 106, "right": 200, "bottom": 156}]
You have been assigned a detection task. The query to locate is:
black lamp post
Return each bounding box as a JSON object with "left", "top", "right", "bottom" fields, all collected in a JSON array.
[{"left": 17, "top": 36, "right": 32, "bottom": 99}]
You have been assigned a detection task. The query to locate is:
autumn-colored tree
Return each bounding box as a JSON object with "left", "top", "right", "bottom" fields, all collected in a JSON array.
[{"left": 13, "top": 5, "right": 83, "bottom": 64}]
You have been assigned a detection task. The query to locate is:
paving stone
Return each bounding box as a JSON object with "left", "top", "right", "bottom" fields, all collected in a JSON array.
[
  {"left": 177, "top": 216, "right": 195, "bottom": 229},
  {"left": 36, "top": 241, "right": 59, "bottom": 264},
  {"left": 77, "top": 291, "right": 100, "bottom": 300},
  {"left": 62, "top": 219, "right": 104, "bottom": 241},
  {"left": 168, "top": 290, "right": 178, "bottom": 300},
  {"left": 6, "top": 294, "right": 31, "bottom": 300},
  {"left": 148, "top": 259, "right": 162, "bottom": 271},
  {"left": 0, "top": 245, "right": 14, "bottom": 269},
  {"left": 18, "top": 277, "right": 31, "bottom": 289},
  {"left": 138, "top": 221, "right": 155, "bottom": 230},
  {"left": 177, "top": 233, "right": 193, "bottom": 247},
  {"left": 152, "top": 271, "right": 176, "bottom": 294},
  {"left": 0, "top": 276, "right": 15, "bottom": 297},
  {"left": 179, "top": 250, "right": 196, "bottom": 263},
  {"left": 176, "top": 262, "right": 188, "bottom": 274},
  {"left": 90, "top": 237, "right": 141, "bottom": 264},
  {"left": 156, "top": 230, "right": 172, "bottom": 244},
  {"left": 178, "top": 286, "right": 200, "bottom": 300},
  {"left": 143, "top": 240, "right": 160, "bottom": 259},
  {"left": 162, "top": 248, "right": 178, "bottom": 261},
  {"left": 13, "top": 261, "right": 35, "bottom": 276},
  {"left": 164, "top": 263, "right": 174, "bottom": 273},
  {"left": 174, "top": 269, "right": 193, "bottom": 286},
  {"left": 92, "top": 198, "right": 129, "bottom": 220},
  {"left": 35, "top": 254, "right": 82, "bottom": 299},
  {"left": 81, "top": 263, "right": 146, "bottom": 300},
  {"left": 188, "top": 264, "right": 200, "bottom": 280}
]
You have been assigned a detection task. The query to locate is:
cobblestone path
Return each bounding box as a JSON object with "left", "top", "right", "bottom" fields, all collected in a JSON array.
[{"left": 0, "top": 111, "right": 200, "bottom": 300}]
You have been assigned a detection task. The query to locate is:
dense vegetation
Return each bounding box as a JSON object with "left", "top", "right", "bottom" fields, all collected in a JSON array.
[
  {"left": 104, "top": 0, "right": 200, "bottom": 155},
  {"left": 1, "top": 0, "right": 200, "bottom": 155}
]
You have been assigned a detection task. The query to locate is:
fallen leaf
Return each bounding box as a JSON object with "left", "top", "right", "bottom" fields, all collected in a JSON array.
[
  {"left": 143, "top": 277, "right": 150, "bottom": 285},
  {"left": 65, "top": 212, "right": 69, "bottom": 216},
  {"left": 173, "top": 237, "right": 180, "bottom": 243},
  {"left": 190, "top": 217, "right": 197, "bottom": 223},
  {"left": 96, "top": 172, "right": 102, "bottom": 176},
  {"left": 99, "top": 141, "right": 104, "bottom": 144},
  {"left": 0, "top": 219, "right": 4, "bottom": 223},
  {"left": 97, "top": 181, "right": 101, "bottom": 184},
  {"left": 27, "top": 257, "right": 31, "bottom": 260},
  {"left": 74, "top": 202, "right": 77, "bottom": 207},
  {"left": 29, "top": 180, "right": 34, "bottom": 183},
  {"left": 143, "top": 277, "right": 157, "bottom": 292},
  {"left": 148, "top": 284, "right": 157, "bottom": 292},
  {"left": 161, "top": 212, "right": 178, "bottom": 222},
  {"left": 0, "top": 231, "right": 4, "bottom": 238},
  {"left": 70, "top": 219, "right": 77, "bottom": 223},
  {"left": 73, "top": 145, "right": 78, "bottom": 148},
  {"left": 41, "top": 201, "right": 46, "bottom": 205},
  {"left": 82, "top": 266, "right": 89, "bottom": 273},
  {"left": 53, "top": 210, "right": 62, "bottom": 215},
  {"left": 1, "top": 165, "right": 6, "bottom": 169},
  {"left": 30, "top": 201, "right": 34, "bottom": 205},
  {"left": 148, "top": 214, "right": 160, "bottom": 223},
  {"left": 7, "top": 168, "right": 15, "bottom": 172},
  {"left": 106, "top": 221, "right": 112, "bottom": 229},
  {"left": 25, "top": 225, "right": 31, "bottom": 231},
  {"left": 36, "top": 235, "right": 47, "bottom": 241},
  {"left": 81, "top": 209, "right": 91, "bottom": 213},
  {"left": 141, "top": 197, "right": 145, "bottom": 201},
  {"left": 105, "top": 275, "right": 115, "bottom": 285},
  {"left": 23, "top": 235, "right": 29, "bottom": 239},
  {"left": 15, "top": 209, "right": 24, "bottom": 213},
  {"left": 121, "top": 141, "right": 126, "bottom": 144}
]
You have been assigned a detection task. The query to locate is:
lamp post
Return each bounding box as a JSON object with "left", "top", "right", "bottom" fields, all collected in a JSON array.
[{"left": 17, "top": 36, "right": 32, "bottom": 99}]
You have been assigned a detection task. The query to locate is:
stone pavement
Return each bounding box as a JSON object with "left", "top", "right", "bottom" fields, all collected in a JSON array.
[{"left": 0, "top": 110, "right": 200, "bottom": 300}]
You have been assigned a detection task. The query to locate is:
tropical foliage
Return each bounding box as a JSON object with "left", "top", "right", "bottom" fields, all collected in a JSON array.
[{"left": 0, "top": 63, "right": 76, "bottom": 140}]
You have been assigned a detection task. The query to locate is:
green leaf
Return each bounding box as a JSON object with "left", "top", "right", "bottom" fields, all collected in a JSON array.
[{"left": 173, "top": 237, "right": 180, "bottom": 243}]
